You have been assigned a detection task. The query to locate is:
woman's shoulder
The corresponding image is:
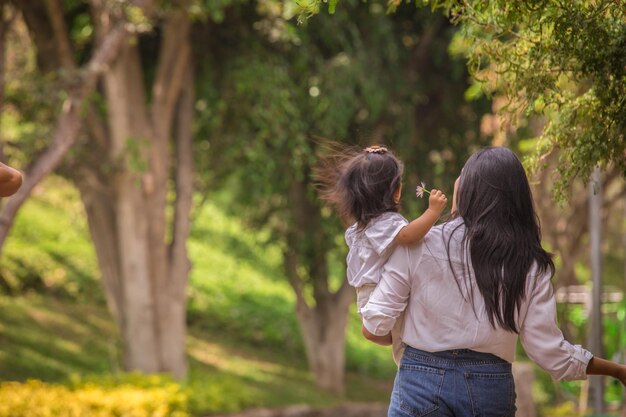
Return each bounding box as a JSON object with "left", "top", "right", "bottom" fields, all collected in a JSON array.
[
  {"left": 424, "top": 217, "right": 465, "bottom": 243},
  {"left": 420, "top": 217, "right": 466, "bottom": 261},
  {"left": 524, "top": 262, "right": 554, "bottom": 294}
]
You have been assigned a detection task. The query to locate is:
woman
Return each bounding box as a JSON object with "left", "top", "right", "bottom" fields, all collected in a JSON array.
[{"left": 361, "top": 147, "right": 626, "bottom": 417}]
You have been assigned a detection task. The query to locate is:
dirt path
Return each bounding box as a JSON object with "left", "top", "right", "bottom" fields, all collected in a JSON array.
[{"left": 206, "top": 402, "right": 388, "bottom": 417}]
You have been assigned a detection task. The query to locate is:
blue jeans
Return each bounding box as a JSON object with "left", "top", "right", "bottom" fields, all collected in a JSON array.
[{"left": 389, "top": 347, "right": 516, "bottom": 417}]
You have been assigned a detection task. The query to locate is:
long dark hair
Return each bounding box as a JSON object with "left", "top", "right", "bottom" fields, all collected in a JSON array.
[
  {"left": 449, "top": 147, "right": 554, "bottom": 333},
  {"left": 315, "top": 143, "right": 403, "bottom": 230}
]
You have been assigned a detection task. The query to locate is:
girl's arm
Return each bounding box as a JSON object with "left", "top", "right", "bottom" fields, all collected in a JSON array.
[
  {"left": 586, "top": 356, "right": 626, "bottom": 385},
  {"left": 0, "top": 163, "right": 22, "bottom": 197},
  {"left": 395, "top": 189, "right": 447, "bottom": 246}
]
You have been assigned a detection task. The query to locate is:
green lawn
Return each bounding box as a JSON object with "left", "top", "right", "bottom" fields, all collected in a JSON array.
[{"left": 0, "top": 177, "right": 394, "bottom": 415}]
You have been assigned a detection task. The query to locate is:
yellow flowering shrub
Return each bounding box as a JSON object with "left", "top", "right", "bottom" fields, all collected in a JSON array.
[{"left": 0, "top": 379, "right": 189, "bottom": 417}]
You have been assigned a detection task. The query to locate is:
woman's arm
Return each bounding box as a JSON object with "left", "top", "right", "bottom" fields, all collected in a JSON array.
[
  {"left": 361, "top": 245, "right": 417, "bottom": 341},
  {"left": 395, "top": 189, "right": 447, "bottom": 246},
  {"left": 0, "top": 163, "right": 22, "bottom": 197},
  {"left": 361, "top": 325, "right": 392, "bottom": 346},
  {"left": 586, "top": 356, "right": 626, "bottom": 385},
  {"left": 519, "top": 273, "right": 593, "bottom": 381}
]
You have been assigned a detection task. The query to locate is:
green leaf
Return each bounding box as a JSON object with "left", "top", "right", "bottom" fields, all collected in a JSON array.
[{"left": 328, "top": 0, "right": 338, "bottom": 14}]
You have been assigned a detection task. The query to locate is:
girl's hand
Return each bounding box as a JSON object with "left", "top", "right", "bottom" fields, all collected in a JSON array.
[{"left": 428, "top": 189, "right": 447, "bottom": 214}]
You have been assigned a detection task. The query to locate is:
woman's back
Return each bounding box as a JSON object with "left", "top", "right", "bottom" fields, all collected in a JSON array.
[{"left": 362, "top": 217, "right": 591, "bottom": 381}]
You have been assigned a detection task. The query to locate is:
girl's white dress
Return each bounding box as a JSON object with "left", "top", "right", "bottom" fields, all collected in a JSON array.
[{"left": 345, "top": 211, "right": 408, "bottom": 366}]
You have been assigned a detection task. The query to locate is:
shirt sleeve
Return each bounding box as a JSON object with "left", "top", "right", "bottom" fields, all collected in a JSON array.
[
  {"left": 361, "top": 244, "right": 418, "bottom": 336},
  {"left": 344, "top": 224, "right": 357, "bottom": 247},
  {"left": 344, "top": 225, "right": 359, "bottom": 286},
  {"left": 519, "top": 273, "right": 593, "bottom": 381},
  {"left": 364, "top": 213, "right": 408, "bottom": 256}
]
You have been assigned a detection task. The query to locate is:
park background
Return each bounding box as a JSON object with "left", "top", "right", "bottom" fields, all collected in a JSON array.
[{"left": 0, "top": 0, "right": 625, "bottom": 416}]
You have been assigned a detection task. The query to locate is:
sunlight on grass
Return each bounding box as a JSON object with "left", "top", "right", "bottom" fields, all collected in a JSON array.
[
  {"left": 0, "top": 179, "right": 395, "bottom": 414},
  {"left": 0, "top": 295, "right": 118, "bottom": 381},
  {"left": 188, "top": 335, "right": 291, "bottom": 379},
  {"left": 185, "top": 334, "right": 345, "bottom": 413},
  {"left": 1, "top": 177, "right": 99, "bottom": 299},
  {"left": 188, "top": 201, "right": 396, "bottom": 378}
]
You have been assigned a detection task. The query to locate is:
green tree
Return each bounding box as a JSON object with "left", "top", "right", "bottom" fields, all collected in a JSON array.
[
  {"left": 304, "top": 0, "right": 626, "bottom": 198},
  {"left": 2, "top": 0, "right": 194, "bottom": 377},
  {"left": 197, "top": 0, "right": 490, "bottom": 392}
]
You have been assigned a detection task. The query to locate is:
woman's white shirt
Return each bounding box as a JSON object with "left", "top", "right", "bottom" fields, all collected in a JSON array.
[{"left": 361, "top": 218, "right": 592, "bottom": 381}]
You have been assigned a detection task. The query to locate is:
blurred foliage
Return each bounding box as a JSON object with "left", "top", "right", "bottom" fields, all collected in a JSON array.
[
  {"left": 192, "top": 0, "right": 491, "bottom": 321},
  {"left": 0, "top": 180, "right": 394, "bottom": 413},
  {"left": 0, "top": 291, "right": 389, "bottom": 414},
  {"left": 197, "top": 0, "right": 490, "bottom": 203},
  {"left": 186, "top": 200, "right": 303, "bottom": 353},
  {"left": 304, "top": 0, "right": 626, "bottom": 200},
  {"left": 187, "top": 198, "right": 397, "bottom": 378},
  {"left": 0, "top": 177, "right": 395, "bottom": 379},
  {"left": 2, "top": 17, "right": 57, "bottom": 167},
  {"left": 0, "top": 378, "right": 188, "bottom": 417},
  {"left": 442, "top": 0, "right": 626, "bottom": 200},
  {"left": 0, "top": 177, "right": 99, "bottom": 299},
  {"left": 0, "top": 294, "right": 118, "bottom": 381}
]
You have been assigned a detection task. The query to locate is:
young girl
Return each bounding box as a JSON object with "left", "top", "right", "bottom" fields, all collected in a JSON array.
[{"left": 318, "top": 144, "right": 447, "bottom": 365}]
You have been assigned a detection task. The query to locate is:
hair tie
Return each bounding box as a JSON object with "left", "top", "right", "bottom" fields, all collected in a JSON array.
[{"left": 364, "top": 145, "right": 388, "bottom": 154}]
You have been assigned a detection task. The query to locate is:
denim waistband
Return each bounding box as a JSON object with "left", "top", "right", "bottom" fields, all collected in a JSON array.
[{"left": 403, "top": 346, "right": 510, "bottom": 367}]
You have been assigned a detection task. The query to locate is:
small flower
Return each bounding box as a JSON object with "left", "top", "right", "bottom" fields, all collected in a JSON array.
[{"left": 415, "top": 181, "right": 431, "bottom": 198}]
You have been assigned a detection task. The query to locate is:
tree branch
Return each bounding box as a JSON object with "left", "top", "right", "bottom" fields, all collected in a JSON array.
[
  {"left": 150, "top": 9, "right": 191, "bottom": 135},
  {"left": 168, "top": 65, "right": 194, "bottom": 294},
  {"left": 334, "top": 277, "right": 354, "bottom": 308},
  {"left": 283, "top": 248, "right": 311, "bottom": 315},
  {"left": 0, "top": 23, "right": 129, "bottom": 255},
  {"left": 0, "top": 0, "right": 17, "bottom": 161},
  {"left": 44, "top": 0, "right": 75, "bottom": 69}
]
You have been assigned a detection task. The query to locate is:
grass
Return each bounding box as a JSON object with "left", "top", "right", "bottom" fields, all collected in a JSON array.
[
  {"left": 0, "top": 295, "right": 118, "bottom": 381},
  {"left": 0, "top": 176, "right": 394, "bottom": 415},
  {"left": 2, "top": 176, "right": 625, "bottom": 416},
  {"left": 0, "top": 293, "right": 392, "bottom": 414}
]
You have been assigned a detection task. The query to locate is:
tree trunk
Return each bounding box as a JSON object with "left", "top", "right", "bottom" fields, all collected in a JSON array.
[
  {"left": 90, "top": 6, "right": 192, "bottom": 376},
  {"left": 296, "top": 292, "right": 352, "bottom": 393},
  {"left": 623, "top": 192, "right": 626, "bottom": 416},
  {"left": 100, "top": 35, "right": 160, "bottom": 372},
  {"left": 513, "top": 362, "right": 536, "bottom": 417},
  {"left": 75, "top": 168, "right": 124, "bottom": 326},
  {"left": 588, "top": 167, "right": 605, "bottom": 413},
  {"left": 286, "top": 249, "right": 353, "bottom": 394},
  {"left": 158, "top": 63, "right": 194, "bottom": 378},
  {"left": 285, "top": 178, "right": 354, "bottom": 393},
  {"left": 5, "top": 0, "right": 194, "bottom": 379},
  {"left": 0, "top": 21, "right": 128, "bottom": 254},
  {"left": 0, "top": 0, "right": 15, "bottom": 162}
]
